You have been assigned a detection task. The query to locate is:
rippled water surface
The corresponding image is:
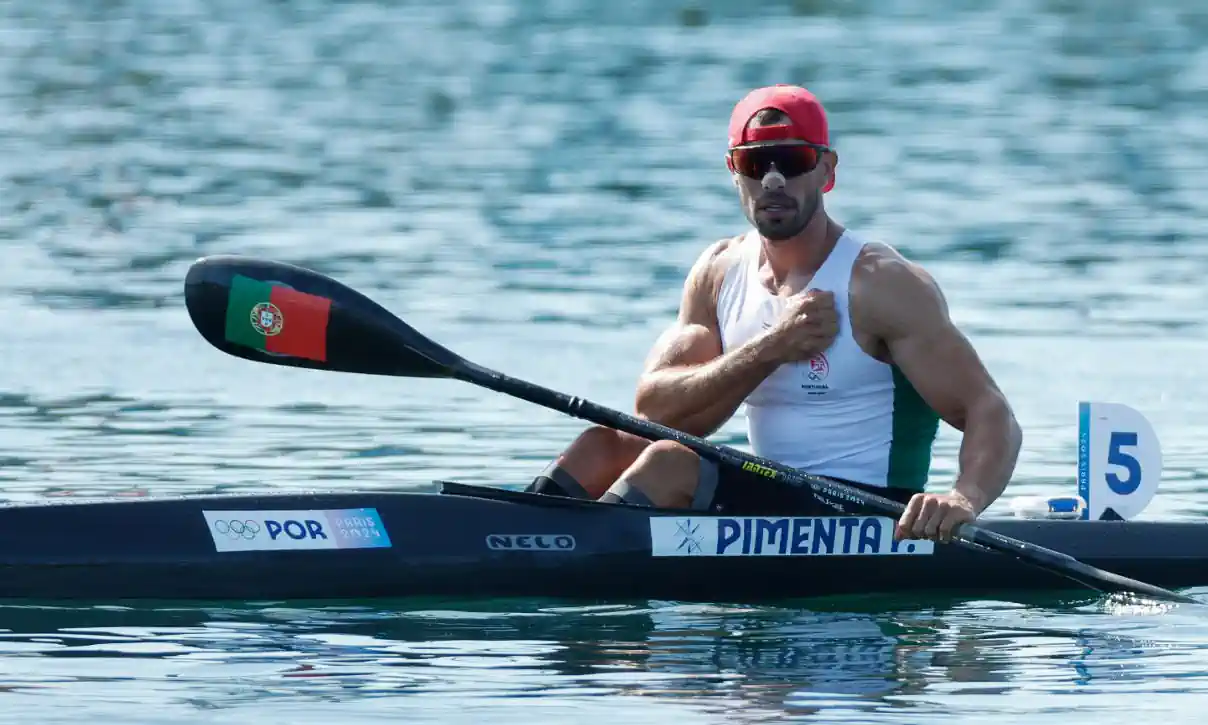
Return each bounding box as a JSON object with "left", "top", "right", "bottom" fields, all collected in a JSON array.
[{"left": 3, "top": 0, "right": 1208, "bottom": 722}]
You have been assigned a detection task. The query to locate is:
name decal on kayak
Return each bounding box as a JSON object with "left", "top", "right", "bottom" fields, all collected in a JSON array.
[
  {"left": 203, "top": 508, "right": 392, "bottom": 552},
  {"left": 649, "top": 516, "right": 934, "bottom": 557},
  {"left": 486, "top": 534, "right": 576, "bottom": 551}
]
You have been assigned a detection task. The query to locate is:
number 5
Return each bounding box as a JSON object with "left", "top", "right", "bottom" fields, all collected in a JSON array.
[{"left": 1106, "top": 431, "right": 1142, "bottom": 495}]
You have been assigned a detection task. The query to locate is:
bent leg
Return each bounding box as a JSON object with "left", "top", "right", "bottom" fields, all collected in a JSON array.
[
  {"left": 526, "top": 425, "right": 652, "bottom": 499},
  {"left": 601, "top": 440, "right": 719, "bottom": 509}
]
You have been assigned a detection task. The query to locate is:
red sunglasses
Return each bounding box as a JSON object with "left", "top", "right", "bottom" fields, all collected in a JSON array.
[{"left": 728, "top": 142, "right": 831, "bottom": 180}]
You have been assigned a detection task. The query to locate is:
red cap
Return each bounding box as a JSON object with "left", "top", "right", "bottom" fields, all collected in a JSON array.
[{"left": 727, "top": 85, "right": 834, "bottom": 192}]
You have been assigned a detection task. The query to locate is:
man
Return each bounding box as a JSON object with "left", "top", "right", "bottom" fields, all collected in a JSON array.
[{"left": 526, "top": 84, "right": 1022, "bottom": 543}]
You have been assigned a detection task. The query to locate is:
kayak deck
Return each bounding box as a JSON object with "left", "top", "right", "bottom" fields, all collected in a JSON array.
[{"left": 0, "top": 481, "right": 1200, "bottom": 601}]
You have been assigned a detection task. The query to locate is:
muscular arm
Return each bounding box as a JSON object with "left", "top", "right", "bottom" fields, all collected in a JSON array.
[
  {"left": 634, "top": 239, "right": 782, "bottom": 438},
  {"left": 857, "top": 249, "right": 1023, "bottom": 513}
]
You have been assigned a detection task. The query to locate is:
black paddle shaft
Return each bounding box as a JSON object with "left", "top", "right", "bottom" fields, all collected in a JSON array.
[{"left": 183, "top": 254, "right": 1199, "bottom": 605}]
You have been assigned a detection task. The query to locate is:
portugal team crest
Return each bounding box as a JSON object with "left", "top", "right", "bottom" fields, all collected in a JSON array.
[
  {"left": 250, "top": 302, "right": 284, "bottom": 336},
  {"left": 806, "top": 353, "right": 829, "bottom": 382}
]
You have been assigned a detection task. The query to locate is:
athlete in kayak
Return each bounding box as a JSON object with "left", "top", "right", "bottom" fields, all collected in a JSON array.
[{"left": 527, "top": 84, "right": 1022, "bottom": 543}]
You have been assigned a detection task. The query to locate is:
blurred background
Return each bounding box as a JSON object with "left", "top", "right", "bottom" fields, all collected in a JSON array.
[
  {"left": 4, "top": 0, "right": 1208, "bottom": 507},
  {"left": 2, "top": 2, "right": 1208, "bottom": 723},
  {"left": 1, "top": 0, "right": 1207, "bottom": 508},
  {"left": 0, "top": 0, "right": 1203, "bottom": 509}
]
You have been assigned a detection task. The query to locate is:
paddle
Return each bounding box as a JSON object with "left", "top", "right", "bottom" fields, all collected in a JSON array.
[{"left": 183, "top": 254, "right": 1199, "bottom": 605}]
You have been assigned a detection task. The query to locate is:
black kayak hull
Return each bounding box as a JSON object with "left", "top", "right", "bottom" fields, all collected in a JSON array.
[{"left": 0, "top": 481, "right": 1203, "bottom": 602}]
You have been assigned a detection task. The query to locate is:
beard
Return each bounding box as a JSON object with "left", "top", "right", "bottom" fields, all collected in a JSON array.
[{"left": 753, "top": 189, "right": 820, "bottom": 241}]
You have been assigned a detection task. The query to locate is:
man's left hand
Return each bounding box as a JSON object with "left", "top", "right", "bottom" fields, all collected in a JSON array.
[{"left": 895, "top": 492, "right": 978, "bottom": 543}]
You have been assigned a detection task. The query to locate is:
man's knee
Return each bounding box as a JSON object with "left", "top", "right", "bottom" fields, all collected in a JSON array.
[
  {"left": 527, "top": 427, "right": 652, "bottom": 499},
  {"left": 574, "top": 426, "right": 651, "bottom": 460},
  {"left": 635, "top": 439, "right": 699, "bottom": 466},
  {"left": 602, "top": 441, "right": 715, "bottom": 509}
]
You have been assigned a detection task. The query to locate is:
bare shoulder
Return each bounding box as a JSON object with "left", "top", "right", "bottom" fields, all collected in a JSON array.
[
  {"left": 641, "top": 235, "right": 745, "bottom": 373},
  {"left": 680, "top": 233, "right": 748, "bottom": 313},
  {"left": 688, "top": 233, "right": 746, "bottom": 285},
  {"left": 852, "top": 242, "right": 939, "bottom": 289},
  {"left": 851, "top": 242, "right": 950, "bottom": 339}
]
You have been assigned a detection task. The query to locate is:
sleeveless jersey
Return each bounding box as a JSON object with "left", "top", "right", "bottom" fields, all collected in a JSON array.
[{"left": 715, "top": 230, "right": 939, "bottom": 490}]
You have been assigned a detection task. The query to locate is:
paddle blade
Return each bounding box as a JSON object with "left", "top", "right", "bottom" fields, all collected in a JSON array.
[{"left": 184, "top": 255, "right": 464, "bottom": 379}]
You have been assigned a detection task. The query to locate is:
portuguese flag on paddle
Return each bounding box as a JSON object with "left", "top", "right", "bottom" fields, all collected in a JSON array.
[{"left": 223, "top": 274, "right": 332, "bottom": 362}]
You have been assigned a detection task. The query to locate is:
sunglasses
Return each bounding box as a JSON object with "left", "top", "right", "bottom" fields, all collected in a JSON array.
[{"left": 728, "top": 142, "right": 831, "bottom": 180}]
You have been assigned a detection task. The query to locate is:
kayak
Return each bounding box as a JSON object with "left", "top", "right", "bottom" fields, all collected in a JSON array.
[
  {"left": 0, "top": 480, "right": 1203, "bottom": 602},
  {"left": 156, "top": 253, "right": 1201, "bottom": 605}
]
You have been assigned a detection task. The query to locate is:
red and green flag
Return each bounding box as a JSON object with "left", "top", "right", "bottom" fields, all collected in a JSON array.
[{"left": 224, "top": 274, "right": 331, "bottom": 362}]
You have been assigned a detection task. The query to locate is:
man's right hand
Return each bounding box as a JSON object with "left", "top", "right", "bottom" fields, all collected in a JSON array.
[{"left": 762, "top": 290, "right": 839, "bottom": 363}]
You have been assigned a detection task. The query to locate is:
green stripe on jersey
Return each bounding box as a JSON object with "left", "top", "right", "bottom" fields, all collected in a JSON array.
[{"left": 887, "top": 365, "right": 940, "bottom": 491}]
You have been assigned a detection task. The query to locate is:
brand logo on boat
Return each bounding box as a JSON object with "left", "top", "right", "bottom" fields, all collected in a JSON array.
[
  {"left": 648, "top": 516, "right": 934, "bottom": 557},
  {"left": 202, "top": 508, "right": 392, "bottom": 552},
  {"left": 250, "top": 302, "right": 283, "bottom": 336},
  {"left": 485, "top": 534, "right": 576, "bottom": 551}
]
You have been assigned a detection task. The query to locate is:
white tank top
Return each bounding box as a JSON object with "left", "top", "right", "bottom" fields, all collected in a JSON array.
[{"left": 716, "top": 230, "right": 938, "bottom": 490}]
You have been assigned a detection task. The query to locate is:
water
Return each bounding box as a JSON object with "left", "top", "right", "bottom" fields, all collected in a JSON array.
[{"left": 2, "top": 0, "right": 1208, "bottom": 721}]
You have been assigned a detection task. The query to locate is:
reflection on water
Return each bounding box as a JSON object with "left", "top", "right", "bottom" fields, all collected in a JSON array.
[{"left": 0, "top": 596, "right": 1206, "bottom": 723}]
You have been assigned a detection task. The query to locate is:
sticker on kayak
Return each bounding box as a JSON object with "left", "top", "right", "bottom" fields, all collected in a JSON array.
[
  {"left": 202, "top": 508, "right": 392, "bottom": 552},
  {"left": 649, "top": 516, "right": 934, "bottom": 557}
]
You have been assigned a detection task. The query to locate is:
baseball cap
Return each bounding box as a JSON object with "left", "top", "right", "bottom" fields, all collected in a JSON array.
[{"left": 727, "top": 84, "right": 835, "bottom": 192}]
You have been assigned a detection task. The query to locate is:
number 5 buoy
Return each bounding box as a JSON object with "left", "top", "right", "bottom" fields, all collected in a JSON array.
[{"left": 1078, "top": 401, "right": 1163, "bottom": 520}]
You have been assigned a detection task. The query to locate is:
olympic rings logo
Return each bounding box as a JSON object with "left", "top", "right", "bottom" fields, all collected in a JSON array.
[{"left": 213, "top": 519, "right": 261, "bottom": 540}]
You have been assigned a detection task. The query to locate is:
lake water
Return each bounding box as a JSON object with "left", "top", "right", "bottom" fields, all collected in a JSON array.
[{"left": 2, "top": 0, "right": 1208, "bottom": 722}]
